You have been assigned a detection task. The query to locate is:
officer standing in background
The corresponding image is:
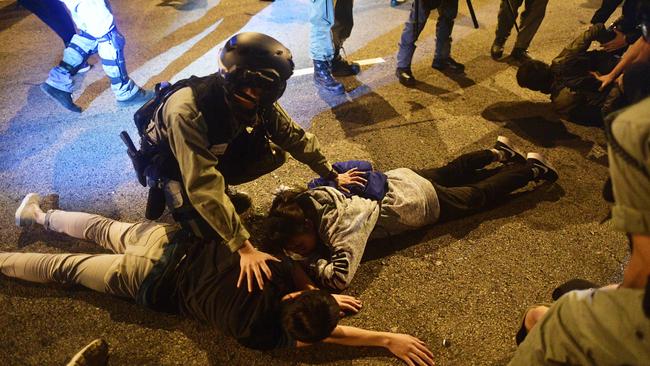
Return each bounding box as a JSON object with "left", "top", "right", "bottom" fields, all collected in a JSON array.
[
  {"left": 40, "top": 0, "right": 151, "bottom": 113},
  {"left": 309, "top": 0, "right": 361, "bottom": 95},
  {"left": 490, "top": 0, "right": 549, "bottom": 61},
  {"left": 133, "top": 32, "right": 365, "bottom": 291},
  {"left": 395, "top": 0, "right": 465, "bottom": 87}
]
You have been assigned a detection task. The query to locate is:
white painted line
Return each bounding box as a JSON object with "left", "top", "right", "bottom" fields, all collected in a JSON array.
[{"left": 293, "top": 57, "right": 386, "bottom": 76}]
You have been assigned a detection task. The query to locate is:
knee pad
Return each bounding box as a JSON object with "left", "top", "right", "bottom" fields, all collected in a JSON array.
[{"left": 98, "top": 27, "right": 129, "bottom": 84}]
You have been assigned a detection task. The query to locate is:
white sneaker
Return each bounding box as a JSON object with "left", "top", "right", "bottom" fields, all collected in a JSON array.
[
  {"left": 527, "top": 153, "right": 559, "bottom": 182},
  {"left": 15, "top": 193, "right": 41, "bottom": 227}
]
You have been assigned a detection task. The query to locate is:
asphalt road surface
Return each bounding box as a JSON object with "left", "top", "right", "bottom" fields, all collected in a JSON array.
[{"left": 0, "top": 0, "right": 628, "bottom": 364}]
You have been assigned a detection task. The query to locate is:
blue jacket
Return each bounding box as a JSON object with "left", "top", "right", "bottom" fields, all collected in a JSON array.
[{"left": 308, "top": 160, "right": 388, "bottom": 201}]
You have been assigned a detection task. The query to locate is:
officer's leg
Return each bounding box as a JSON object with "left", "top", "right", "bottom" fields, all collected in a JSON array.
[
  {"left": 396, "top": 0, "right": 434, "bottom": 69},
  {"left": 96, "top": 27, "right": 139, "bottom": 102},
  {"left": 18, "top": 0, "right": 76, "bottom": 45},
  {"left": 514, "top": 0, "right": 548, "bottom": 50},
  {"left": 219, "top": 143, "right": 287, "bottom": 186},
  {"left": 72, "top": 0, "right": 147, "bottom": 104},
  {"left": 309, "top": 0, "right": 336, "bottom": 62},
  {"left": 434, "top": 0, "right": 458, "bottom": 61},
  {"left": 331, "top": 0, "right": 354, "bottom": 51},
  {"left": 42, "top": 32, "right": 98, "bottom": 112},
  {"left": 310, "top": 0, "right": 345, "bottom": 93},
  {"left": 494, "top": 0, "right": 523, "bottom": 44}
]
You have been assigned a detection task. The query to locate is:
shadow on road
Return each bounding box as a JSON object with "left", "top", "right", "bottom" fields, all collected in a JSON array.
[{"left": 482, "top": 100, "right": 608, "bottom": 167}]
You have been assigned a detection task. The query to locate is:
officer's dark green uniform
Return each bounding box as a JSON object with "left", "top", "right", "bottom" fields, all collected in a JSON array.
[{"left": 143, "top": 74, "right": 333, "bottom": 253}]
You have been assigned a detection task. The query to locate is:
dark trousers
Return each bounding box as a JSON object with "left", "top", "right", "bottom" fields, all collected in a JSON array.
[
  {"left": 396, "top": 0, "right": 459, "bottom": 68},
  {"left": 417, "top": 150, "right": 535, "bottom": 222},
  {"left": 18, "top": 0, "right": 76, "bottom": 45},
  {"left": 494, "top": 0, "right": 549, "bottom": 50}
]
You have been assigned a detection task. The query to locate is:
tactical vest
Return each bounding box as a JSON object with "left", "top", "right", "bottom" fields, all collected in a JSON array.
[{"left": 135, "top": 73, "right": 239, "bottom": 183}]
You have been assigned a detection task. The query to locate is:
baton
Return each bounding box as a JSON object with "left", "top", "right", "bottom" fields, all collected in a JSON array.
[
  {"left": 505, "top": 0, "right": 520, "bottom": 33},
  {"left": 414, "top": 0, "right": 419, "bottom": 38},
  {"left": 466, "top": 0, "right": 479, "bottom": 29}
]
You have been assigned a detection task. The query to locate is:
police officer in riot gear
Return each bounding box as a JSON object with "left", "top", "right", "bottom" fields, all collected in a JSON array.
[
  {"left": 129, "top": 32, "right": 365, "bottom": 291},
  {"left": 40, "top": 0, "right": 151, "bottom": 112}
]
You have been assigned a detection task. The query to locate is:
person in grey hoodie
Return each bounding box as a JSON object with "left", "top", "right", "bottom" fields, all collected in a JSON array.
[{"left": 266, "top": 136, "right": 559, "bottom": 291}]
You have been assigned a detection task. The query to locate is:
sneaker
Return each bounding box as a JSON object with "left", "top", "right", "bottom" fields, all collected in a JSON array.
[
  {"left": 432, "top": 57, "right": 465, "bottom": 73},
  {"left": 527, "top": 152, "right": 558, "bottom": 182},
  {"left": 331, "top": 55, "right": 361, "bottom": 77},
  {"left": 494, "top": 136, "right": 526, "bottom": 164},
  {"left": 15, "top": 193, "right": 41, "bottom": 228},
  {"left": 40, "top": 83, "right": 81, "bottom": 113},
  {"left": 226, "top": 186, "right": 252, "bottom": 214},
  {"left": 396, "top": 67, "right": 416, "bottom": 87},
  {"left": 511, "top": 48, "right": 533, "bottom": 62},
  {"left": 313, "top": 60, "right": 345, "bottom": 95},
  {"left": 490, "top": 41, "right": 505, "bottom": 60},
  {"left": 66, "top": 338, "right": 109, "bottom": 366},
  {"left": 117, "top": 88, "right": 154, "bottom": 107}
]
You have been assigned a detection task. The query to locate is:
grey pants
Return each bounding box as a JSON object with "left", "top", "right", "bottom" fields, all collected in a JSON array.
[
  {"left": 494, "top": 0, "right": 549, "bottom": 50},
  {"left": 396, "top": 0, "right": 459, "bottom": 69},
  {"left": 0, "top": 210, "right": 179, "bottom": 299}
]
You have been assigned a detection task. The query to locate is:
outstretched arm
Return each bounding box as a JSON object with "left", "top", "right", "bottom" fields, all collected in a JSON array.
[{"left": 299, "top": 325, "right": 435, "bottom": 366}]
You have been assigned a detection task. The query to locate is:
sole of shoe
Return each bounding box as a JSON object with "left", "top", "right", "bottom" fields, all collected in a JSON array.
[
  {"left": 496, "top": 135, "right": 526, "bottom": 163},
  {"left": 527, "top": 152, "right": 559, "bottom": 181},
  {"left": 15, "top": 193, "right": 40, "bottom": 227},
  {"left": 67, "top": 338, "right": 109, "bottom": 366}
]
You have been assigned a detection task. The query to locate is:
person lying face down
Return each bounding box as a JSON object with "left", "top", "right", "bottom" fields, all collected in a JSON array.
[
  {"left": 3, "top": 195, "right": 434, "bottom": 365},
  {"left": 516, "top": 23, "right": 622, "bottom": 125},
  {"left": 266, "top": 137, "right": 559, "bottom": 291}
]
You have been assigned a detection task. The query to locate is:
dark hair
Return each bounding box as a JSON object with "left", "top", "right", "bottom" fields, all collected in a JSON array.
[
  {"left": 516, "top": 60, "right": 552, "bottom": 92},
  {"left": 281, "top": 290, "right": 340, "bottom": 343},
  {"left": 266, "top": 188, "right": 311, "bottom": 253}
]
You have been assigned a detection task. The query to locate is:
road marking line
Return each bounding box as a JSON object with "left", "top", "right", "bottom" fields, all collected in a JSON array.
[{"left": 293, "top": 57, "right": 386, "bottom": 76}]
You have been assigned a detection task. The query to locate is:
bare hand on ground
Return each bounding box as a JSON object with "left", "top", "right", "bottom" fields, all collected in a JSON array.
[
  {"left": 386, "top": 333, "right": 435, "bottom": 366},
  {"left": 237, "top": 241, "right": 280, "bottom": 292},
  {"left": 336, "top": 168, "right": 368, "bottom": 194},
  {"left": 332, "top": 294, "right": 363, "bottom": 315}
]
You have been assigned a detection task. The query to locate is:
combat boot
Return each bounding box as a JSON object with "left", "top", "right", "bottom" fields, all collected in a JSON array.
[
  {"left": 313, "top": 60, "right": 345, "bottom": 95},
  {"left": 40, "top": 83, "right": 81, "bottom": 113},
  {"left": 331, "top": 51, "right": 360, "bottom": 77}
]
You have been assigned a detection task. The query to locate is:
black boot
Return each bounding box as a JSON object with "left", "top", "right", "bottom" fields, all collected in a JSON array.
[
  {"left": 331, "top": 50, "right": 360, "bottom": 77},
  {"left": 313, "top": 60, "right": 345, "bottom": 95},
  {"left": 40, "top": 83, "right": 81, "bottom": 112},
  {"left": 490, "top": 38, "right": 505, "bottom": 60}
]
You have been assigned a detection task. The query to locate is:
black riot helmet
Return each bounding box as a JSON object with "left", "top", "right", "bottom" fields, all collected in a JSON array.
[{"left": 218, "top": 32, "right": 294, "bottom": 107}]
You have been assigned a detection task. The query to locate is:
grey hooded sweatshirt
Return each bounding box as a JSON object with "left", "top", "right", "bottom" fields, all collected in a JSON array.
[{"left": 305, "top": 168, "right": 440, "bottom": 290}]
